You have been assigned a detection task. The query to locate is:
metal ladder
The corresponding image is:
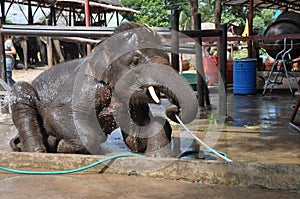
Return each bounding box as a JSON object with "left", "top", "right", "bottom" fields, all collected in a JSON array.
[{"left": 263, "top": 38, "right": 300, "bottom": 95}]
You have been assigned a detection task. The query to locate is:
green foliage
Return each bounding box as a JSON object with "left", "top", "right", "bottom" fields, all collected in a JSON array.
[
  {"left": 5, "top": 19, "right": 13, "bottom": 24},
  {"left": 121, "top": 0, "right": 190, "bottom": 27},
  {"left": 253, "top": 9, "right": 276, "bottom": 35},
  {"left": 233, "top": 48, "right": 248, "bottom": 60},
  {"left": 198, "top": 0, "right": 216, "bottom": 22},
  {"left": 121, "top": 0, "right": 276, "bottom": 33},
  {"left": 121, "top": 0, "right": 167, "bottom": 27}
]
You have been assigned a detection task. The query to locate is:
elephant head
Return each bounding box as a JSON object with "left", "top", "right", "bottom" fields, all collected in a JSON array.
[
  {"left": 72, "top": 22, "right": 198, "bottom": 154},
  {"left": 88, "top": 22, "right": 197, "bottom": 121}
]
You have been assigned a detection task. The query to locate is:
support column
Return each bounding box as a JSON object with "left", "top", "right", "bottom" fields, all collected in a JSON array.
[
  {"left": 194, "top": 13, "right": 206, "bottom": 108},
  {"left": 84, "top": 0, "right": 92, "bottom": 54},
  {"left": 28, "top": 0, "right": 33, "bottom": 24},
  {"left": 219, "top": 24, "right": 228, "bottom": 117},
  {"left": 1, "top": 1, "right": 5, "bottom": 23},
  {"left": 0, "top": 19, "right": 9, "bottom": 113},
  {"left": 171, "top": 9, "right": 180, "bottom": 72},
  {"left": 248, "top": 0, "right": 254, "bottom": 58}
]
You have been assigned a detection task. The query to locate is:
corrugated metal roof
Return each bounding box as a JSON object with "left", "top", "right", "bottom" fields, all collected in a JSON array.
[
  {"left": 223, "top": 0, "right": 300, "bottom": 11},
  {"left": 54, "top": 0, "right": 140, "bottom": 13},
  {"left": 16, "top": 0, "right": 140, "bottom": 14}
]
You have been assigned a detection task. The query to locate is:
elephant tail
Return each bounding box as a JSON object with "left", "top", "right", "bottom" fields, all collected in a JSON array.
[{"left": 9, "top": 135, "right": 21, "bottom": 152}]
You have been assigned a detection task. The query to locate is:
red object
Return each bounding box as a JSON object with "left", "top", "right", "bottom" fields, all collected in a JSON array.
[
  {"left": 203, "top": 56, "right": 233, "bottom": 85},
  {"left": 203, "top": 56, "right": 219, "bottom": 86},
  {"left": 212, "top": 55, "right": 218, "bottom": 66}
]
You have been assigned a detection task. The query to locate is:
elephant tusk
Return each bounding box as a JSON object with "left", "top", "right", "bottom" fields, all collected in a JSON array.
[{"left": 148, "top": 86, "right": 160, "bottom": 104}]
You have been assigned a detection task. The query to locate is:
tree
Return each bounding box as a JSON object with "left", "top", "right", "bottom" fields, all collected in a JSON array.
[
  {"left": 189, "top": 0, "right": 198, "bottom": 29},
  {"left": 121, "top": 0, "right": 276, "bottom": 34},
  {"left": 121, "top": 0, "right": 190, "bottom": 27}
]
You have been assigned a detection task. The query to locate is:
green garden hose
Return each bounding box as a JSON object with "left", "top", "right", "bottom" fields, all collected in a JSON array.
[{"left": 0, "top": 153, "right": 142, "bottom": 175}]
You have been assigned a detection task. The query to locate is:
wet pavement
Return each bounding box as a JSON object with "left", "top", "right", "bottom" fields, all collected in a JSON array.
[
  {"left": 0, "top": 69, "right": 299, "bottom": 197},
  {"left": 0, "top": 173, "right": 299, "bottom": 199}
]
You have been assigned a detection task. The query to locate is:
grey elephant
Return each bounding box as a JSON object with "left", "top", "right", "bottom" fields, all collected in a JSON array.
[
  {"left": 12, "top": 36, "right": 28, "bottom": 69},
  {"left": 10, "top": 22, "right": 198, "bottom": 156}
]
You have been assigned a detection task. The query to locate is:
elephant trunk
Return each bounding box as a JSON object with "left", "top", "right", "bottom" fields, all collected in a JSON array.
[{"left": 114, "top": 63, "right": 198, "bottom": 125}]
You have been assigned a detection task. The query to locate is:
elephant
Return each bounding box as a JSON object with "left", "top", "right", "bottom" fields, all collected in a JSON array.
[
  {"left": 12, "top": 35, "right": 66, "bottom": 68},
  {"left": 27, "top": 37, "right": 45, "bottom": 66},
  {"left": 12, "top": 36, "right": 28, "bottom": 69},
  {"left": 59, "top": 41, "right": 87, "bottom": 61},
  {"left": 28, "top": 36, "right": 65, "bottom": 66},
  {"left": 9, "top": 22, "right": 198, "bottom": 157}
]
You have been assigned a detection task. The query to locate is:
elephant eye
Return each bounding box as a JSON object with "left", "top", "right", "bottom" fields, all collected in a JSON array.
[{"left": 132, "top": 55, "right": 140, "bottom": 65}]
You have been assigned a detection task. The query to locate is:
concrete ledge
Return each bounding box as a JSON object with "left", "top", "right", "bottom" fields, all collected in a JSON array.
[{"left": 0, "top": 152, "right": 299, "bottom": 193}]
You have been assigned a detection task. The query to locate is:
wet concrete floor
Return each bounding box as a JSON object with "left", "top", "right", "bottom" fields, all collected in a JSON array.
[
  {"left": 0, "top": 68, "right": 299, "bottom": 198},
  {"left": 0, "top": 173, "right": 298, "bottom": 199}
]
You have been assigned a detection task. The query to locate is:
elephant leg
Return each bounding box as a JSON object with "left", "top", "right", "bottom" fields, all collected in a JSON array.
[
  {"left": 121, "top": 116, "right": 172, "bottom": 157},
  {"left": 144, "top": 117, "right": 172, "bottom": 157},
  {"left": 53, "top": 40, "right": 65, "bottom": 63},
  {"left": 117, "top": 91, "right": 150, "bottom": 152},
  {"left": 57, "top": 139, "right": 90, "bottom": 154},
  {"left": 39, "top": 42, "right": 47, "bottom": 65},
  {"left": 43, "top": 104, "right": 91, "bottom": 154},
  {"left": 10, "top": 82, "right": 47, "bottom": 152},
  {"left": 97, "top": 107, "right": 118, "bottom": 135},
  {"left": 118, "top": 91, "right": 172, "bottom": 156},
  {"left": 20, "top": 39, "right": 28, "bottom": 69}
]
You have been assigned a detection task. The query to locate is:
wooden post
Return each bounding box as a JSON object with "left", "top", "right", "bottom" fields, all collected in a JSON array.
[
  {"left": 219, "top": 24, "right": 228, "bottom": 117},
  {"left": 0, "top": 19, "right": 9, "bottom": 113},
  {"left": 28, "top": 0, "right": 33, "bottom": 24},
  {"left": 116, "top": 11, "right": 119, "bottom": 26},
  {"left": 248, "top": 0, "right": 254, "bottom": 58},
  {"left": 50, "top": 5, "right": 56, "bottom": 25},
  {"left": 0, "top": 1, "right": 5, "bottom": 23},
  {"left": 171, "top": 9, "right": 180, "bottom": 72},
  {"left": 0, "top": 20, "right": 6, "bottom": 82},
  {"left": 84, "top": 0, "right": 92, "bottom": 54},
  {"left": 214, "top": 0, "right": 222, "bottom": 28},
  {"left": 46, "top": 19, "right": 53, "bottom": 67},
  {"left": 194, "top": 14, "right": 206, "bottom": 107}
]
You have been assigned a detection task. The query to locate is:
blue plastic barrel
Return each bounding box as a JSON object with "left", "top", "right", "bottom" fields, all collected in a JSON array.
[{"left": 233, "top": 59, "right": 257, "bottom": 94}]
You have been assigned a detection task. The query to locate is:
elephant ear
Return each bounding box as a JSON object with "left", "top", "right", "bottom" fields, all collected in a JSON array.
[
  {"left": 84, "top": 44, "right": 111, "bottom": 82},
  {"left": 84, "top": 23, "right": 164, "bottom": 82}
]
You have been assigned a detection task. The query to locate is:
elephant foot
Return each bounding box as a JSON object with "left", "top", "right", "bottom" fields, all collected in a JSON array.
[
  {"left": 57, "top": 139, "right": 90, "bottom": 154},
  {"left": 122, "top": 133, "right": 148, "bottom": 153},
  {"left": 10, "top": 135, "right": 21, "bottom": 152},
  {"left": 47, "top": 135, "right": 58, "bottom": 153},
  {"left": 145, "top": 142, "right": 173, "bottom": 157}
]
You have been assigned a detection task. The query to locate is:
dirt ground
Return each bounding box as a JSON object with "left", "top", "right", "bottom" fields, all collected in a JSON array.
[{"left": 12, "top": 66, "right": 49, "bottom": 83}]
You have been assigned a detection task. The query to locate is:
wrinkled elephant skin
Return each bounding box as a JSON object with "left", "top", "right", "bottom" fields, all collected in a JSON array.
[{"left": 10, "top": 23, "right": 198, "bottom": 157}]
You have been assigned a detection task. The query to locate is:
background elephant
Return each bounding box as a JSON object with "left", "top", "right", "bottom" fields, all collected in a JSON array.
[
  {"left": 12, "top": 36, "right": 28, "bottom": 69},
  {"left": 12, "top": 36, "right": 47, "bottom": 69},
  {"left": 10, "top": 22, "right": 198, "bottom": 157},
  {"left": 27, "top": 37, "right": 48, "bottom": 66},
  {"left": 12, "top": 36, "right": 67, "bottom": 68},
  {"left": 60, "top": 41, "right": 86, "bottom": 60},
  {"left": 28, "top": 37, "right": 64, "bottom": 66}
]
